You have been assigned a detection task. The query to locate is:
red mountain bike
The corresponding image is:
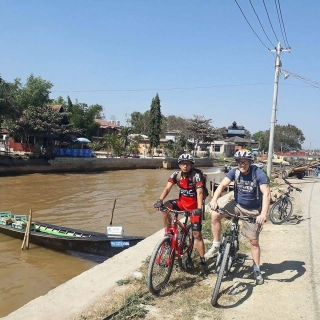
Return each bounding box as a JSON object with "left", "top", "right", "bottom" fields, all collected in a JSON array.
[{"left": 147, "top": 206, "right": 194, "bottom": 295}]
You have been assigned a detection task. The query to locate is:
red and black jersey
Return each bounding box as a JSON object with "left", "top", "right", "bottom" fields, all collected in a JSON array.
[{"left": 168, "top": 169, "right": 204, "bottom": 211}]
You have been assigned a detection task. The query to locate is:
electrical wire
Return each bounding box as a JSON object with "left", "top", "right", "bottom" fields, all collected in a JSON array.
[
  {"left": 277, "top": 0, "right": 291, "bottom": 48},
  {"left": 262, "top": 0, "right": 279, "bottom": 44},
  {"left": 274, "top": 0, "right": 289, "bottom": 48},
  {"left": 281, "top": 69, "right": 320, "bottom": 89},
  {"left": 248, "top": 0, "right": 275, "bottom": 48},
  {"left": 51, "top": 83, "right": 272, "bottom": 93},
  {"left": 234, "top": 0, "right": 271, "bottom": 50}
]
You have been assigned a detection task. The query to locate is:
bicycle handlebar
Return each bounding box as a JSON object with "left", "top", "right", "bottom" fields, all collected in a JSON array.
[
  {"left": 216, "top": 206, "right": 257, "bottom": 224},
  {"left": 283, "top": 178, "right": 302, "bottom": 193},
  {"left": 159, "top": 206, "right": 191, "bottom": 217}
]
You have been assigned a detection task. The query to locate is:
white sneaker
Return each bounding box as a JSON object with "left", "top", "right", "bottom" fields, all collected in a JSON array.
[{"left": 204, "top": 244, "right": 219, "bottom": 259}]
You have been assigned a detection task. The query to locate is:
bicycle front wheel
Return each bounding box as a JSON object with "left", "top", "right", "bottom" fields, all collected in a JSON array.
[
  {"left": 211, "top": 242, "right": 231, "bottom": 306},
  {"left": 147, "top": 236, "right": 175, "bottom": 295},
  {"left": 178, "top": 224, "right": 194, "bottom": 271},
  {"left": 269, "top": 198, "right": 293, "bottom": 224}
]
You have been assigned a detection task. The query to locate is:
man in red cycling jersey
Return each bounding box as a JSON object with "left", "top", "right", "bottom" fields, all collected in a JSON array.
[{"left": 154, "top": 153, "right": 206, "bottom": 273}]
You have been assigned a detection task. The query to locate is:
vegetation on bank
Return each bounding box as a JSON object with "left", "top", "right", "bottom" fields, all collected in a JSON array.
[{"left": 1, "top": 73, "right": 307, "bottom": 160}]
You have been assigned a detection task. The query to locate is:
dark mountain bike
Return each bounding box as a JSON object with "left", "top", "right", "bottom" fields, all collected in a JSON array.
[
  {"left": 211, "top": 206, "right": 256, "bottom": 306},
  {"left": 269, "top": 178, "right": 302, "bottom": 224},
  {"left": 147, "top": 206, "right": 194, "bottom": 295}
]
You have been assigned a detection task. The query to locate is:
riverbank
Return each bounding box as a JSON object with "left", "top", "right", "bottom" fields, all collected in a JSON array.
[
  {"left": 4, "top": 177, "right": 319, "bottom": 320},
  {"left": 0, "top": 156, "right": 213, "bottom": 175}
]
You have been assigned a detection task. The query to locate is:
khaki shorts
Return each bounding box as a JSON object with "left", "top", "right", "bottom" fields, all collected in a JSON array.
[{"left": 223, "top": 199, "right": 262, "bottom": 240}]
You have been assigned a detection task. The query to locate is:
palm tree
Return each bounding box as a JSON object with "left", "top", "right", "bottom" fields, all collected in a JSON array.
[{"left": 118, "top": 126, "right": 132, "bottom": 154}]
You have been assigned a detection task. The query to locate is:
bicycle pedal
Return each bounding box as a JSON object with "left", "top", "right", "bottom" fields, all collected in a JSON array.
[{"left": 235, "top": 256, "right": 245, "bottom": 264}]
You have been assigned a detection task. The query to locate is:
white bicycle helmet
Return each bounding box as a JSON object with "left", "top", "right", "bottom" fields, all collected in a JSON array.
[
  {"left": 178, "top": 153, "right": 195, "bottom": 164},
  {"left": 234, "top": 149, "right": 253, "bottom": 161}
]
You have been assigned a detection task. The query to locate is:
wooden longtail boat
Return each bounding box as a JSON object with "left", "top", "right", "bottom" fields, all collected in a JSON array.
[{"left": 0, "top": 212, "right": 144, "bottom": 257}]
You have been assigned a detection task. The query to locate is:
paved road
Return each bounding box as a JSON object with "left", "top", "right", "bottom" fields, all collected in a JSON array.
[
  {"left": 219, "top": 176, "right": 320, "bottom": 320},
  {"left": 299, "top": 177, "right": 320, "bottom": 317}
]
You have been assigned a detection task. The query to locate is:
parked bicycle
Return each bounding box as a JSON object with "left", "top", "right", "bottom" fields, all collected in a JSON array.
[
  {"left": 269, "top": 178, "right": 302, "bottom": 224},
  {"left": 211, "top": 206, "right": 256, "bottom": 306},
  {"left": 147, "top": 206, "right": 194, "bottom": 295}
]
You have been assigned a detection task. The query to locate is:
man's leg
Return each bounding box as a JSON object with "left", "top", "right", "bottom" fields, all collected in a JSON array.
[
  {"left": 193, "top": 231, "right": 205, "bottom": 257},
  {"left": 250, "top": 238, "right": 260, "bottom": 266},
  {"left": 162, "top": 200, "right": 174, "bottom": 228},
  {"left": 250, "top": 238, "right": 264, "bottom": 285},
  {"left": 204, "top": 211, "right": 224, "bottom": 259}
]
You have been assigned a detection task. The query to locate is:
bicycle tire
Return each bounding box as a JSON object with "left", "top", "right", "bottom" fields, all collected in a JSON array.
[
  {"left": 147, "top": 236, "right": 175, "bottom": 295},
  {"left": 211, "top": 242, "right": 231, "bottom": 306},
  {"left": 269, "top": 197, "right": 293, "bottom": 224},
  {"left": 178, "top": 224, "right": 194, "bottom": 271}
]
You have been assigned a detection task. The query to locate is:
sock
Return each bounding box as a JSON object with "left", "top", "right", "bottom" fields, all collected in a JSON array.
[
  {"left": 253, "top": 265, "right": 260, "bottom": 272},
  {"left": 212, "top": 241, "right": 220, "bottom": 247},
  {"left": 200, "top": 257, "right": 206, "bottom": 264}
]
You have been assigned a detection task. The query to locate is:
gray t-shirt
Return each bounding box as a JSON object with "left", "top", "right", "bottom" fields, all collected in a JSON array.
[{"left": 226, "top": 166, "right": 269, "bottom": 209}]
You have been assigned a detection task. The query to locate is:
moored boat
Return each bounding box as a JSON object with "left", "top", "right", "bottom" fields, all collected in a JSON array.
[{"left": 0, "top": 212, "right": 144, "bottom": 257}]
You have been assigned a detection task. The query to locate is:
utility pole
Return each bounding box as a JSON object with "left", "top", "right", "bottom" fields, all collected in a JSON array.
[{"left": 267, "top": 42, "right": 290, "bottom": 178}]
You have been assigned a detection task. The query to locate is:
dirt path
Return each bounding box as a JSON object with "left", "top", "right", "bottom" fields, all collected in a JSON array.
[
  {"left": 141, "top": 177, "right": 320, "bottom": 320},
  {"left": 217, "top": 176, "right": 319, "bottom": 320}
]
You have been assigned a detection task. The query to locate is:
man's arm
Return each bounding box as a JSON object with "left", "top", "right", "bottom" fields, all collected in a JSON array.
[
  {"left": 196, "top": 187, "right": 204, "bottom": 209},
  {"left": 158, "top": 181, "right": 174, "bottom": 202},
  {"left": 256, "top": 184, "right": 270, "bottom": 224},
  {"left": 210, "top": 176, "right": 232, "bottom": 209}
]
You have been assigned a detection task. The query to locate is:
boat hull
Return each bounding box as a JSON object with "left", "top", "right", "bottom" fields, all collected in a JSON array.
[{"left": 0, "top": 221, "right": 144, "bottom": 257}]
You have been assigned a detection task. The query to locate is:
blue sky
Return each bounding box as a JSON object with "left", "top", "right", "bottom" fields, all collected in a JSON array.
[{"left": 1, "top": 0, "right": 319, "bottom": 148}]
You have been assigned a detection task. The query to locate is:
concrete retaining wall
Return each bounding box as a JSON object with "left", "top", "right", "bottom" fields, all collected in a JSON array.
[{"left": 0, "top": 157, "right": 213, "bottom": 175}]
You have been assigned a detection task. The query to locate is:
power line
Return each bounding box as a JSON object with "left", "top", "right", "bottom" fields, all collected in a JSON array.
[
  {"left": 281, "top": 69, "right": 320, "bottom": 89},
  {"left": 51, "top": 83, "right": 272, "bottom": 93},
  {"left": 277, "top": 0, "right": 291, "bottom": 48},
  {"left": 262, "top": 0, "right": 279, "bottom": 44},
  {"left": 51, "top": 81, "right": 312, "bottom": 94},
  {"left": 248, "top": 0, "right": 275, "bottom": 48},
  {"left": 234, "top": 0, "right": 271, "bottom": 50},
  {"left": 274, "top": 0, "right": 289, "bottom": 48}
]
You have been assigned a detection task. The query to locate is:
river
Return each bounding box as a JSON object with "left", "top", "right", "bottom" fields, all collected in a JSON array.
[{"left": 0, "top": 167, "right": 225, "bottom": 317}]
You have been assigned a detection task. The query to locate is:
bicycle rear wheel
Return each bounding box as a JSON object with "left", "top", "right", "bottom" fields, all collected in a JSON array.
[
  {"left": 178, "top": 224, "right": 194, "bottom": 271},
  {"left": 211, "top": 242, "right": 231, "bottom": 306},
  {"left": 269, "top": 198, "right": 293, "bottom": 224},
  {"left": 147, "top": 236, "right": 175, "bottom": 295}
]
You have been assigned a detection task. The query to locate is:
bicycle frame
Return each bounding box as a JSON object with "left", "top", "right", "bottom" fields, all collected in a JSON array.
[
  {"left": 269, "top": 178, "right": 302, "bottom": 225},
  {"left": 163, "top": 208, "right": 193, "bottom": 259},
  {"left": 211, "top": 207, "right": 256, "bottom": 306},
  {"left": 215, "top": 214, "right": 240, "bottom": 273},
  {"left": 147, "top": 207, "right": 194, "bottom": 295}
]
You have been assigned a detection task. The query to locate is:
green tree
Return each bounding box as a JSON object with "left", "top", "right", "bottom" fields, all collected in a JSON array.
[
  {"left": 161, "top": 115, "right": 188, "bottom": 138},
  {"left": 9, "top": 105, "right": 81, "bottom": 149},
  {"left": 0, "top": 75, "right": 20, "bottom": 123},
  {"left": 148, "top": 94, "right": 162, "bottom": 156},
  {"left": 103, "top": 133, "right": 123, "bottom": 157},
  {"left": 51, "top": 96, "right": 66, "bottom": 105},
  {"left": 129, "top": 111, "right": 149, "bottom": 134},
  {"left": 252, "top": 124, "right": 305, "bottom": 153},
  {"left": 15, "top": 74, "right": 53, "bottom": 109},
  {"left": 186, "top": 115, "right": 216, "bottom": 155},
  {"left": 68, "top": 101, "right": 103, "bottom": 139},
  {"left": 118, "top": 126, "right": 132, "bottom": 153}
]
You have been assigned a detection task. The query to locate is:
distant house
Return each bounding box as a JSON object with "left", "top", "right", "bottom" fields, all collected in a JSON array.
[
  {"left": 223, "top": 121, "right": 246, "bottom": 139},
  {"left": 128, "top": 134, "right": 169, "bottom": 156},
  {"left": 94, "top": 119, "right": 120, "bottom": 137},
  {"left": 165, "top": 130, "right": 181, "bottom": 142},
  {"left": 4, "top": 104, "right": 69, "bottom": 153}
]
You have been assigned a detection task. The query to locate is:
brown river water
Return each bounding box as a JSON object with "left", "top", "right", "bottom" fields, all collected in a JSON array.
[{"left": 0, "top": 167, "right": 225, "bottom": 317}]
